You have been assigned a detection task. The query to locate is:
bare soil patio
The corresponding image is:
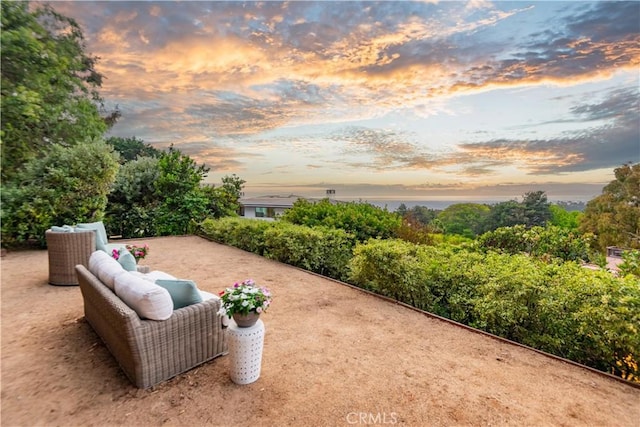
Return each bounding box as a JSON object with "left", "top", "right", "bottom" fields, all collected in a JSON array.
[{"left": 2, "top": 235, "right": 639, "bottom": 426}]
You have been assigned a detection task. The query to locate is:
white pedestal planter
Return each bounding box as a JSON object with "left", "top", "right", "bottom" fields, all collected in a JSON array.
[{"left": 227, "top": 319, "right": 265, "bottom": 384}]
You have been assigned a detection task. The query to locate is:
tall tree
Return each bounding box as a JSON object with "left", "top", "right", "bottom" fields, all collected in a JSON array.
[
  {"left": 580, "top": 163, "right": 640, "bottom": 250},
  {"left": 154, "top": 145, "right": 210, "bottom": 235},
  {"left": 483, "top": 200, "right": 527, "bottom": 232},
  {"left": 1, "top": 1, "right": 114, "bottom": 181},
  {"left": 436, "top": 203, "right": 490, "bottom": 238},
  {"left": 521, "top": 190, "right": 551, "bottom": 227},
  {"left": 549, "top": 205, "right": 582, "bottom": 231},
  {"left": 106, "top": 136, "right": 161, "bottom": 163}
]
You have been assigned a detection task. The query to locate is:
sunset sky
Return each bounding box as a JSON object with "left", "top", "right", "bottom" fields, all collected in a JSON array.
[{"left": 52, "top": 1, "right": 639, "bottom": 202}]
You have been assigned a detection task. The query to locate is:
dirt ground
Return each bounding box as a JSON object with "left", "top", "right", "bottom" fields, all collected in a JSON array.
[{"left": 1, "top": 235, "right": 639, "bottom": 426}]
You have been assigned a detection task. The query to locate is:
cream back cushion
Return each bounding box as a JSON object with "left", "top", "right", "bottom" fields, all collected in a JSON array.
[
  {"left": 89, "top": 250, "right": 111, "bottom": 275},
  {"left": 114, "top": 273, "right": 173, "bottom": 321},
  {"left": 88, "top": 250, "right": 126, "bottom": 290}
]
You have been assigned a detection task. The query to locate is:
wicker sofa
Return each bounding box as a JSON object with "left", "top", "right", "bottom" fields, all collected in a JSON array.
[{"left": 76, "top": 262, "right": 228, "bottom": 388}]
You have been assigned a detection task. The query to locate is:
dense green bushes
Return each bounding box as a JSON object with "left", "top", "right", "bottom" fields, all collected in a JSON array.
[
  {"left": 199, "top": 217, "right": 355, "bottom": 281},
  {"left": 201, "top": 216, "right": 639, "bottom": 381},
  {"left": 349, "top": 238, "right": 640, "bottom": 381},
  {"left": 280, "top": 199, "right": 401, "bottom": 241},
  {"left": 104, "top": 147, "right": 245, "bottom": 238},
  {"left": 477, "top": 224, "right": 593, "bottom": 262},
  {"left": 1, "top": 140, "right": 119, "bottom": 247}
]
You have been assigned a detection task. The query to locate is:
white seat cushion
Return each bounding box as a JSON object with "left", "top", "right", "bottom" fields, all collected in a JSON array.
[{"left": 114, "top": 273, "right": 173, "bottom": 321}]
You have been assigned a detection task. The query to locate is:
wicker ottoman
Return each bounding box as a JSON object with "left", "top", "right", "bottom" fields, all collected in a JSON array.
[{"left": 46, "top": 230, "right": 96, "bottom": 286}]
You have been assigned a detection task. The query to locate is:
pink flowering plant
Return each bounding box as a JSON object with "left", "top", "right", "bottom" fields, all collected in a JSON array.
[
  {"left": 111, "top": 243, "right": 149, "bottom": 262},
  {"left": 218, "top": 279, "right": 272, "bottom": 317}
]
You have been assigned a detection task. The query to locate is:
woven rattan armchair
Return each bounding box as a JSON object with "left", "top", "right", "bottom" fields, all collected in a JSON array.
[{"left": 46, "top": 230, "right": 96, "bottom": 285}]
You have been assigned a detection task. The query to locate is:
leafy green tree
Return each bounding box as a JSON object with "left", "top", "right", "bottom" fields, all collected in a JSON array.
[
  {"left": 1, "top": 1, "right": 114, "bottom": 181},
  {"left": 618, "top": 250, "right": 640, "bottom": 278},
  {"left": 549, "top": 204, "right": 582, "bottom": 230},
  {"left": 522, "top": 190, "right": 551, "bottom": 227},
  {"left": 204, "top": 174, "right": 246, "bottom": 218},
  {"left": 396, "top": 203, "right": 408, "bottom": 217},
  {"left": 436, "top": 203, "right": 490, "bottom": 238},
  {"left": 1, "top": 139, "right": 119, "bottom": 247},
  {"left": 281, "top": 199, "right": 401, "bottom": 241},
  {"left": 580, "top": 163, "right": 640, "bottom": 251},
  {"left": 397, "top": 205, "right": 440, "bottom": 226},
  {"left": 395, "top": 215, "right": 436, "bottom": 245},
  {"left": 106, "top": 136, "right": 161, "bottom": 163},
  {"left": 483, "top": 200, "right": 525, "bottom": 232},
  {"left": 483, "top": 191, "right": 551, "bottom": 232},
  {"left": 153, "top": 146, "right": 210, "bottom": 235},
  {"left": 105, "top": 144, "right": 245, "bottom": 237},
  {"left": 105, "top": 157, "right": 160, "bottom": 238}
]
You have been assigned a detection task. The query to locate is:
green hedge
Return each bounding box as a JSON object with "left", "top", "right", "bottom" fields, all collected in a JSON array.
[
  {"left": 200, "top": 217, "right": 639, "bottom": 381},
  {"left": 200, "top": 217, "right": 272, "bottom": 255},
  {"left": 477, "top": 224, "right": 593, "bottom": 262},
  {"left": 349, "top": 239, "right": 640, "bottom": 381},
  {"left": 199, "top": 218, "right": 355, "bottom": 281}
]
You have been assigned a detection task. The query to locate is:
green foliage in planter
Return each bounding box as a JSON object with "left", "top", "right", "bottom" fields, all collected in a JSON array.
[
  {"left": 477, "top": 224, "right": 593, "bottom": 262},
  {"left": 280, "top": 199, "right": 401, "bottom": 241},
  {"left": 263, "top": 223, "right": 355, "bottom": 281}
]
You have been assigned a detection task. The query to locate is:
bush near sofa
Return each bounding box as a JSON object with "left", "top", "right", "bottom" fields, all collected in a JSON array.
[{"left": 76, "top": 263, "right": 228, "bottom": 388}]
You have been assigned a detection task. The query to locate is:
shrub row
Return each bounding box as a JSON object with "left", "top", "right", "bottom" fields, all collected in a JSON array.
[
  {"left": 476, "top": 224, "right": 593, "bottom": 262},
  {"left": 199, "top": 217, "right": 355, "bottom": 281},
  {"left": 200, "top": 217, "right": 639, "bottom": 381},
  {"left": 349, "top": 238, "right": 640, "bottom": 381}
]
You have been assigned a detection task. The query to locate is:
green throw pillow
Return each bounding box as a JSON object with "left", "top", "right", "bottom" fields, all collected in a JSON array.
[
  {"left": 117, "top": 250, "right": 137, "bottom": 272},
  {"left": 155, "top": 279, "right": 203, "bottom": 310}
]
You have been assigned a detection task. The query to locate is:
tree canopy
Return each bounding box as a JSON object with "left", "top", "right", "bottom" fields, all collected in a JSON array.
[
  {"left": 580, "top": 163, "right": 640, "bottom": 250},
  {"left": 1, "top": 1, "right": 115, "bottom": 181},
  {"left": 436, "top": 203, "right": 490, "bottom": 238},
  {"left": 106, "top": 136, "right": 161, "bottom": 163}
]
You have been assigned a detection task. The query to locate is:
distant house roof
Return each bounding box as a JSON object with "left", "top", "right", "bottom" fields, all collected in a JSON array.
[
  {"left": 240, "top": 194, "right": 339, "bottom": 208},
  {"left": 240, "top": 195, "right": 308, "bottom": 208}
]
